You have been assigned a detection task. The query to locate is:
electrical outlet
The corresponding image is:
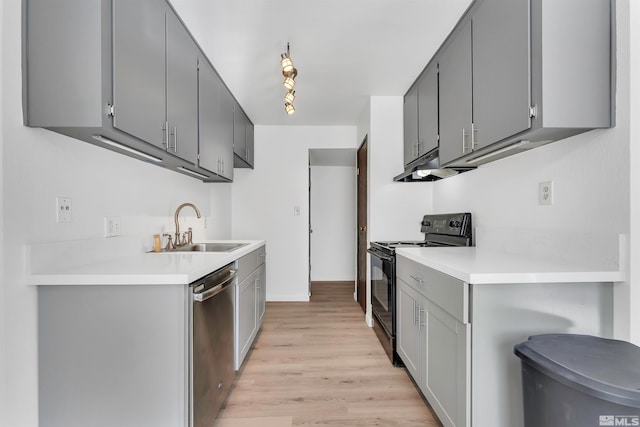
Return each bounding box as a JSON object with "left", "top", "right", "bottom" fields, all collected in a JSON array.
[
  {"left": 56, "top": 197, "right": 72, "bottom": 223},
  {"left": 538, "top": 181, "right": 553, "bottom": 205},
  {"left": 104, "top": 216, "right": 122, "bottom": 237}
]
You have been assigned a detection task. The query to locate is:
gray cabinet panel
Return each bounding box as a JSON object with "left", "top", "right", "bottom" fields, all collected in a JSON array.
[
  {"left": 472, "top": 0, "right": 531, "bottom": 150},
  {"left": 198, "top": 60, "right": 233, "bottom": 179},
  {"left": 112, "top": 0, "right": 166, "bottom": 149},
  {"left": 166, "top": 10, "right": 199, "bottom": 164},
  {"left": 219, "top": 89, "right": 235, "bottom": 180},
  {"left": 438, "top": 21, "right": 472, "bottom": 166},
  {"left": 403, "top": 84, "right": 419, "bottom": 166},
  {"left": 233, "top": 104, "right": 255, "bottom": 168},
  {"left": 417, "top": 64, "right": 438, "bottom": 158},
  {"left": 397, "top": 278, "right": 423, "bottom": 383}
]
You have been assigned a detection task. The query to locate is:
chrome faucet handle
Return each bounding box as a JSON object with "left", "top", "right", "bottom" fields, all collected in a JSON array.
[
  {"left": 181, "top": 232, "right": 189, "bottom": 246},
  {"left": 187, "top": 227, "right": 193, "bottom": 245},
  {"left": 163, "top": 233, "right": 174, "bottom": 250}
]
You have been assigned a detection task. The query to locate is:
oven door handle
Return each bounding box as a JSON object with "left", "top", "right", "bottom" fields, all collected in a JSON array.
[{"left": 367, "top": 249, "right": 394, "bottom": 262}]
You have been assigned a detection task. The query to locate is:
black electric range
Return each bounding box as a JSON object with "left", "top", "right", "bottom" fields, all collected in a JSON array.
[{"left": 367, "top": 213, "right": 473, "bottom": 366}]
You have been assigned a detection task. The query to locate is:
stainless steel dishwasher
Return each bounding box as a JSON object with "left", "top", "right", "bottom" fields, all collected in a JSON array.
[{"left": 190, "top": 262, "right": 236, "bottom": 427}]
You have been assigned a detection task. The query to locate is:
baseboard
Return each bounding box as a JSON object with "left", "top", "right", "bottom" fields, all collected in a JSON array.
[{"left": 310, "top": 280, "right": 355, "bottom": 287}]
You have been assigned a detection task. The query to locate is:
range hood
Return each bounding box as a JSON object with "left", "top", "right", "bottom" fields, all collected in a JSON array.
[{"left": 393, "top": 149, "right": 475, "bottom": 182}]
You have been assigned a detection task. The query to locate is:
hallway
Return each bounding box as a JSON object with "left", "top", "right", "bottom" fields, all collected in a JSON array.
[{"left": 214, "top": 282, "right": 440, "bottom": 426}]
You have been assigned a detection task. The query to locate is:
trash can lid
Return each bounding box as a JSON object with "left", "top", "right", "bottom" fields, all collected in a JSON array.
[{"left": 514, "top": 334, "right": 640, "bottom": 408}]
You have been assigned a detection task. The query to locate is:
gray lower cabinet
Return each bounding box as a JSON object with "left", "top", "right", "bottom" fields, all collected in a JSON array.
[
  {"left": 198, "top": 59, "right": 234, "bottom": 181},
  {"left": 397, "top": 254, "right": 614, "bottom": 427},
  {"left": 396, "top": 257, "right": 469, "bottom": 427},
  {"left": 233, "top": 103, "right": 255, "bottom": 169},
  {"left": 234, "top": 245, "right": 267, "bottom": 370}
]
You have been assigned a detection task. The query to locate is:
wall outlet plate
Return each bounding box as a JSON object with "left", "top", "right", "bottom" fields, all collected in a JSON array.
[
  {"left": 56, "top": 197, "right": 72, "bottom": 223},
  {"left": 104, "top": 216, "right": 121, "bottom": 237},
  {"left": 538, "top": 181, "right": 553, "bottom": 205}
]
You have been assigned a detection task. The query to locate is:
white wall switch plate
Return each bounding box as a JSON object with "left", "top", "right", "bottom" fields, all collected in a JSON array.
[
  {"left": 104, "top": 216, "right": 121, "bottom": 237},
  {"left": 56, "top": 197, "right": 72, "bottom": 223},
  {"left": 538, "top": 181, "right": 553, "bottom": 205}
]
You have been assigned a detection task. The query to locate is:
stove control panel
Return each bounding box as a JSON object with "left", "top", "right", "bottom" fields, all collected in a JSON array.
[{"left": 420, "top": 213, "right": 472, "bottom": 237}]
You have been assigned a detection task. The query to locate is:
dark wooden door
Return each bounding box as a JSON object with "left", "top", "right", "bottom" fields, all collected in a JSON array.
[{"left": 356, "top": 138, "right": 368, "bottom": 313}]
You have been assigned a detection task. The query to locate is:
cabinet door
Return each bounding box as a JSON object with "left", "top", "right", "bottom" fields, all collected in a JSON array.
[
  {"left": 245, "top": 120, "right": 255, "bottom": 167},
  {"left": 438, "top": 20, "right": 472, "bottom": 166},
  {"left": 403, "top": 84, "right": 419, "bottom": 166},
  {"left": 472, "top": 0, "right": 531, "bottom": 150},
  {"left": 236, "top": 273, "right": 257, "bottom": 369},
  {"left": 219, "top": 89, "right": 235, "bottom": 180},
  {"left": 166, "top": 9, "right": 199, "bottom": 164},
  {"left": 112, "top": 0, "right": 166, "bottom": 149},
  {"left": 417, "top": 63, "right": 438, "bottom": 158},
  {"left": 424, "top": 298, "right": 470, "bottom": 427},
  {"left": 256, "top": 263, "right": 266, "bottom": 325},
  {"left": 233, "top": 104, "right": 247, "bottom": 162},
  {"left": 199, "top": 61, "right": 234, "bottom": 179},
  {"left": 396, "top": 279, "right": 423, "bottom": 386}
]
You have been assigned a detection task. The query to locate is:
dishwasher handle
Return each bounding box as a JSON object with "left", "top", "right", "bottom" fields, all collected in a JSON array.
[{"left": 193, "top": 269, "right": 236, "bottom": 302}]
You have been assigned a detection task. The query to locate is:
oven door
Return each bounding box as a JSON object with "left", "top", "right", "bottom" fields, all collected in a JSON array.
[{"left": 368, "top": 249, "right": 395, "bottom": 336}]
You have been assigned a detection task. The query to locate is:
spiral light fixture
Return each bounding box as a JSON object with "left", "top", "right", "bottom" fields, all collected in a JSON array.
[{"left": 281, "top": 43, "right": 297, "bottom": 115}]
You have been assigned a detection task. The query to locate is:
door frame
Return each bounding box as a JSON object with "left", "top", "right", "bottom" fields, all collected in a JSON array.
[{"left": 356, "top": 137, "right": 368, "bottom": 313}]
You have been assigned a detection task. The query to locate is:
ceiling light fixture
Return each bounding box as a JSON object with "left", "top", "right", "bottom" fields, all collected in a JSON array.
[
  {"left": 285, "top": 102, "right": 295, "bottom": 115},
  {"left": 284, "top": 90, "right": 296, "bottom": 104},
  {"left": 281, "top": 43, "right": 298, "bottom": 114}
]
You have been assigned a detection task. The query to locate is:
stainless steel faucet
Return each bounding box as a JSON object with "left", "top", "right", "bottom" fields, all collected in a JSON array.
[{"left": 174, "top": 203, "right": 201, "bottom": 247}]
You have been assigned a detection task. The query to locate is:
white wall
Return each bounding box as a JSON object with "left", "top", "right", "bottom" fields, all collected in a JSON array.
[
  {"left": 432, "top": 2, "right": 636, "bottom": 342},
  {"left": 310, "top": 166, "right": 357, "bottom": 281},
  {"left": 368, "top": 97, "right": 433, "bottom": 242},
  {"left": 1, "top": 0, "right": 232, "bottom": 425},
  {"left": 231, "top": 126, "right": 358, "bottom": 301},
  {"left": 627, "top": 0, "right": 640, "bottom": 344},
  {"left": 362, "top": 97, "right": 433, "bottom": 325}
]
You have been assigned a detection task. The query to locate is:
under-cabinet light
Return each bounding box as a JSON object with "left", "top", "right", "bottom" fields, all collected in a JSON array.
[
  {"left": 177, "top": 167, "right": 209, "bottom": 179},
  {"left": 466, "top": 140, "right": 532, "bottom": 164},
  {"left": 92, "top": 135, "right": 163, "bottom": 163}
]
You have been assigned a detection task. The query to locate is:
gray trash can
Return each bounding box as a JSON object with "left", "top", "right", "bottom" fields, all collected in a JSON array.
[{"left": 514, "top": 334, "right": 640, "bottom": 427}]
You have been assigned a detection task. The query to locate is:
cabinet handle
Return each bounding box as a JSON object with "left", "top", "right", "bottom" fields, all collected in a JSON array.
[
  {"left": 410, "top": 274, "right": 424, "bottom": 284},
  {"left": 174, "top": 127, "right": 178, "bottom": 152},
  {"left": 162, "top": 121, "right": 168, "bottom": 147},
  {"left": 462, "top": 128, "right": 469, "bottom": 154},
  {"left": 471, "top": 123, "right": 478, "bottom": 150},
  {"left": 413, "top": 301, "right": 419, "bottom": 325},
  {"left": 419, "top": 306, "right": 425, "bottom": 329}
]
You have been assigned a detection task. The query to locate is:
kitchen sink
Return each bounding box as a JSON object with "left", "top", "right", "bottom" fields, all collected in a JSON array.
[{"left": 170, "top": 242, "right": 250, "bottom": 252}]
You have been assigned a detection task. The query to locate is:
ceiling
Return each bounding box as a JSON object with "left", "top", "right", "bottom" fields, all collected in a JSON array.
[{"left": 170, "top": 0, "right": 473, "bottom": 127}]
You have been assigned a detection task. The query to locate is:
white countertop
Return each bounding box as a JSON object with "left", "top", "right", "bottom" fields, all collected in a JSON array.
[
  {"left": 27, "top": 240, "right": 265, "bottom": 286},
  {"left": 395, "top": 246, "right": 623, "bottom": 284}
]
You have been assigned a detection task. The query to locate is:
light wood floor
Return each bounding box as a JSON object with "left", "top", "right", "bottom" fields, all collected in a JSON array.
[{"left": 214, "top": 282, "right": 441, "bottom": 427}]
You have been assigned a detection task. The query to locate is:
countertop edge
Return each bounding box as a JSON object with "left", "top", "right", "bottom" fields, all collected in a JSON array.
[
  {"left": 395, "top": 247, "right": 623, "bottom": 285},
  {"left": 27, "top": 240, "right": 266, "bottom": 286}
]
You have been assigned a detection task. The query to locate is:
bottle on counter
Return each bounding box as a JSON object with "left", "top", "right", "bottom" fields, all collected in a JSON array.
[{"left": 153, "top": 234, "right": 162, "bottom": 252}]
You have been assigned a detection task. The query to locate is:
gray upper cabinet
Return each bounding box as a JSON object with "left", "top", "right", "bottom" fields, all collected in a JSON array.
[
  {"left": 198, "top": 59, "right": 233, "bottom": 181},
  {"left": 417, "top": 64, "right": 439, "bottom": 161},
  {"left": 471, "top": 0, "right": 531, "bottom": 153},
  {"left": 112, "top": 0, "right": 166, "bottom": 149},
  {"left": 165, "top": 10, "right": 199, "bottom": 165},
  {"left": 403, "top": 84, "right": 419, "bottom": 166},
  {"left": 233, "top": 103, "right": 255, "bottom": 169},
  {"left": 404, "top": 63, "right": 438, "bottom": 167},
  {"left": 438, "top": 20, "right": 473, "bottom": 166},
  {"left": 24, "top": 0, "right": 252, "bottom": 182},
  {"left": 442, "top": 0, "right": 612, "bottom": 168},
  {"left": 401, "top": 0, "right": 613, "bottom": 173}
]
